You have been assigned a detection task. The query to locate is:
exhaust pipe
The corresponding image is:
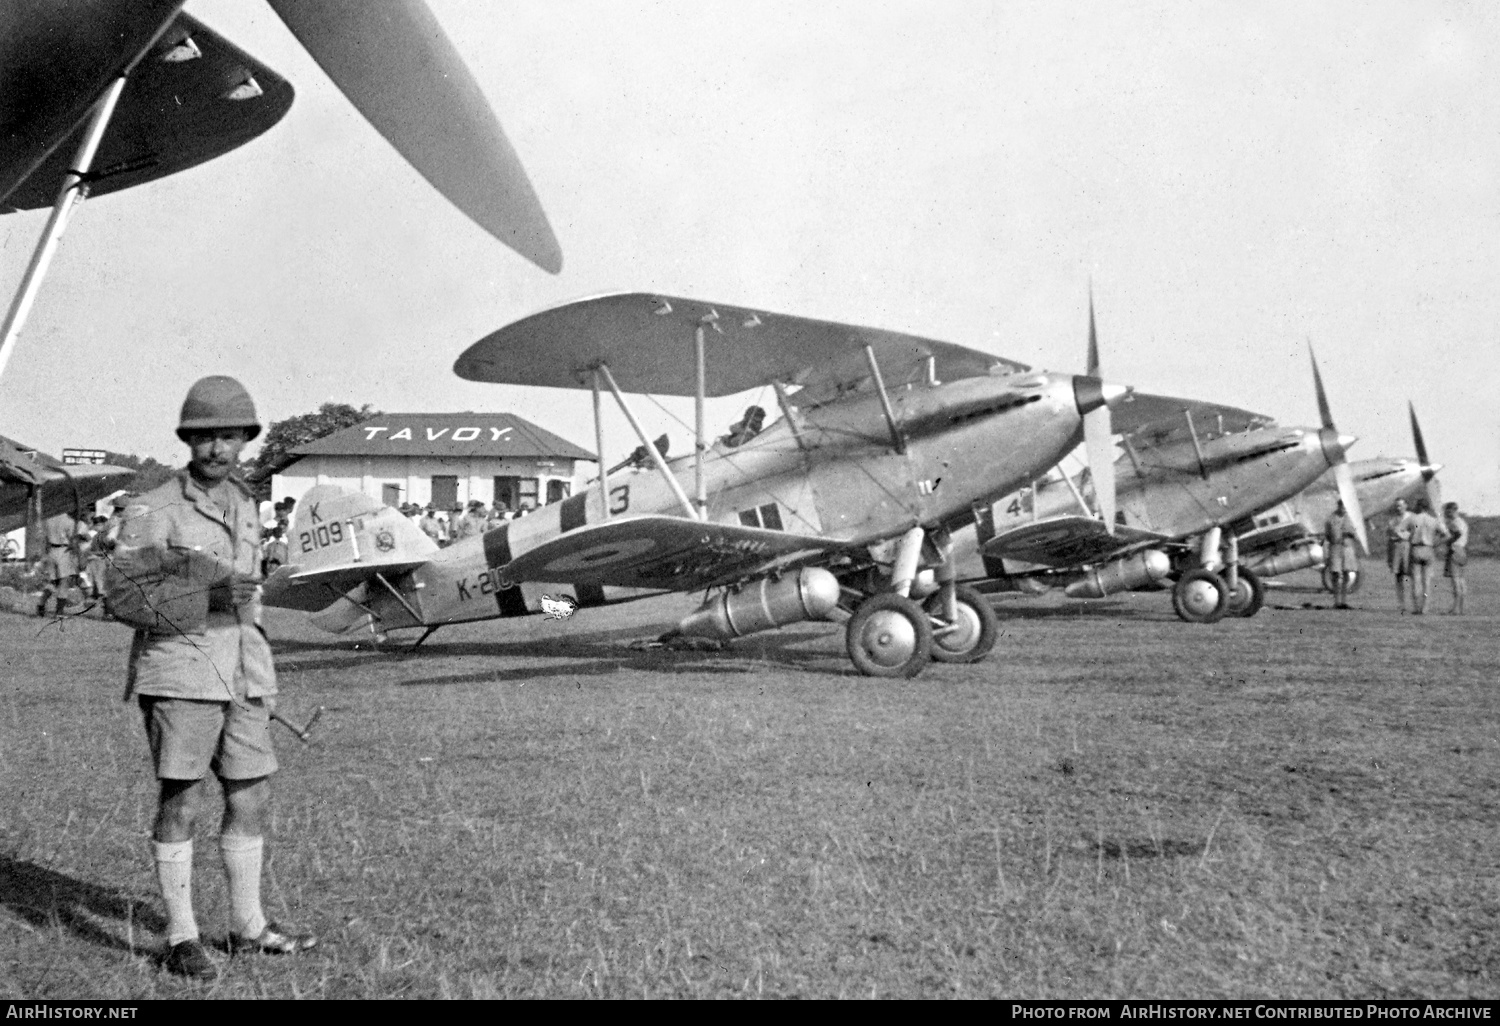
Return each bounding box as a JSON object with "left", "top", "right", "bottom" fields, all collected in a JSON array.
[
  {"left": 675, "top": 567, "right": 841, "bottom": 641},
  {"left": 1065, "top": 550, "right": 1171, "bottom": 599}
]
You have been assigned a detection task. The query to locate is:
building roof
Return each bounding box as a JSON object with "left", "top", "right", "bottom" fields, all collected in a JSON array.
[{"left": 291, "top": 413, "right": 594, "bottom": 461}]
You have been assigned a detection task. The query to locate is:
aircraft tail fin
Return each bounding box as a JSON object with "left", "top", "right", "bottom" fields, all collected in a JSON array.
[{"left": 263, "top": 485, "right": 438, "bottom": 612}]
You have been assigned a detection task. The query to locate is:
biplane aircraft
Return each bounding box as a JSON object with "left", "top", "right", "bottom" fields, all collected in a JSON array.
[
  {"left": 1235, "top": 403, "right": 1441, "bottom": 594},
  {"left": 263, "top": 292, "right": 1132, "bottom": 678},
  {"left": 969, "top": 351, "right": 1367, "bottom": 623},
  {"left": 0, "top": 0, "right": 559, "bottom": 386},
  {"left": 0, "top": 434, "right": 133, "bottom": 538}
]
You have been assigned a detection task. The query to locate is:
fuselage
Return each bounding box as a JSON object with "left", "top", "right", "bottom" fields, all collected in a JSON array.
[
  {"left": 381, "top": 370, "right": 1102, "bottom": 626},
  {"left": 991, "top": 422, "right": 1351, "bottom": 546}
]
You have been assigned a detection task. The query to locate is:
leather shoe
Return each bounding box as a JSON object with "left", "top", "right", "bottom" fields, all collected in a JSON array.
[
  {"left": 163, "top": 938, "right": 219, "bottom": 979},
  {"left": 230, "top": 922, "right": 318, "bottom": 955}
]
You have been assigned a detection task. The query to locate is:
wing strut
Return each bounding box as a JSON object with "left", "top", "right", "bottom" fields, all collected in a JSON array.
[
  {"left": 862, "top": 345, "right": 906, "bottom": 454},
  {"left": 694, "top": 315, "right": 711, "bottom": 516},
  {"left": 1182, "top": 410, "right": 1210, "bottom": 480},
  {"left": 1059, "top": 468, "right": 1094, "bottom": 519},
  {"left": 1120, "top": 433, "right": 1146, "bottom": 479},
  {"left": 772, "top": 383, "right": 808, "bottom": 451},
  {"left": 591, "top": 370, "right": 610, "bottom": 521},
  {"left": 595, "top": 362, "right": 700, "bottom": 520},
  {"left": 0, "top": 76, "right": 126, "bottom": 387}
]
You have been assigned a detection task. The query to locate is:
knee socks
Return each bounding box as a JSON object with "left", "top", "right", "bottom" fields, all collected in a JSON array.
[
  {"left": 151, "top": 839, "right": 198, "bottom": 947},
  {"left": 220, "top": 833, "right": 268, "bottom": 939}
]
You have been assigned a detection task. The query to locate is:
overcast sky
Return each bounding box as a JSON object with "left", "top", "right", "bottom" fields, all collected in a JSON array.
[{"left": 2, "top": 1, "right": 1495, "bottom": 511}]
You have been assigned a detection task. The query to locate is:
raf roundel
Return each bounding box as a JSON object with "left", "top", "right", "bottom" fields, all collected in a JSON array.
[{"left": 375, "top": 529, "right": 397, "bottom": 553}]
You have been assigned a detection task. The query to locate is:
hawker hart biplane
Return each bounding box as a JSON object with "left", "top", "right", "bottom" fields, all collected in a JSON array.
[
  {"left": 970, "top": 349, "right": 1367, "bottom": 623},
  {"left": 263, "top": 292, "right": 1131, "bottom": 678},
  {"left": 0, "top": 434, "right": 133, "bottom": 538},
  {"left": 1234, "top": 402, "right": 1441, "bottom": 594},
  {"left": 0, "top": 0, "right": 560, "bottom": 386}
]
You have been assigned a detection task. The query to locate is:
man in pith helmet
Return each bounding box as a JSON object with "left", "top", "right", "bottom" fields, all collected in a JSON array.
[{"left": 106, "top": 376, "right": 315, "bottom": 978}]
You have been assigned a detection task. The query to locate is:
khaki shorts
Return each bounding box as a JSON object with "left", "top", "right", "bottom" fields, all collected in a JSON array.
[{"left": 139, "top": 696, "right": 278, "bottom": 782}]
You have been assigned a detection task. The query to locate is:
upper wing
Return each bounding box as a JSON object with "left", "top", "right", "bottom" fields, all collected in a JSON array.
[
  {"left": 1112, "top": 392, "right": 1272, "bottom": 447},
  {"left": 1, "top": 13, "right": 294, "bottom": 212},
  {"left": 0, "top": 436, "right": 133, "bottom": 532},
  {"left": 982, "top": 515, "right": 1169, "bottom": 568},
  {"left": 454, "top": 292, "right": 1029, "bottom": 400},
  {"left": 500, "top": 515, "right": 845, "bottom": 590}
]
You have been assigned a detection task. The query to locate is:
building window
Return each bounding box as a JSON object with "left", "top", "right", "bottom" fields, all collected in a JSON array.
[
  {"left": 431, "top": 475, "right": 458, "bottom": 509},
  {"left": 381, "top": 484, "right": 402, "bottom": 507},
  {"left": 545, "top": 480, "right": 570, "bottom": 504},
  {"left": 494, "top": 476, "right": 538, "bottom": 512}
]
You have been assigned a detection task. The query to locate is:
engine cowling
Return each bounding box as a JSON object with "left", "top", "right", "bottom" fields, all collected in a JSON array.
[
  {"left": 675, "top": 567, "right": 842, "bottom": 641},
  {"left": 1064, "top": 549, "right": 1172, "bottom": 599}
]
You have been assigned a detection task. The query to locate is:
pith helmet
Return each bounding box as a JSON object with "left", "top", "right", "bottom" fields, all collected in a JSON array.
[{"left": 177, "top": 376, "right": 261, "bottom": 442}]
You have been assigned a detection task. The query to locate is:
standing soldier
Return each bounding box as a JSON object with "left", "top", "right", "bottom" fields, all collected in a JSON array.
[
  {"left": 1386, "top": 497, "right": 1414, "bottom": 613},
  {"left": 106, "top": 377, "right": 315, "bottom": 979},
  {"left": 1405, "top": 498, "right": 1447, "bottom": 615},
  {"left": 1323, "top": 501, "right": 1360, "bottom": 610},
  {"left": 1442, "top": 502, "right": 1469, "bottom": 615},
  {"left": 35, "top": 511, "right": 85, "bottom": 616}
]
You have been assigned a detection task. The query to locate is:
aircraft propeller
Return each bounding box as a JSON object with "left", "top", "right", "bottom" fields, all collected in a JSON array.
[
  {"left": 1408, "top": 401, "right": 1442, "bottom": 513},
  {"left": 1075, "top": 291, "right": 1118, "bottom": 534},
  {"left": 1309, "top": 345, "right": 1367, "bottom": 553}
]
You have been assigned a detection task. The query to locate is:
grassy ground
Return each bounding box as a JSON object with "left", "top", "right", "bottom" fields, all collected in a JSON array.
[{"left": 1, "top": 563, "right": 1496, "bottom": 999}]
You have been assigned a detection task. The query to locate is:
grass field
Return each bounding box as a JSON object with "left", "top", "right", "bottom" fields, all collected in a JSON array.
[{"left": 2, "top": 562, "right": 1496, "bottom": 999}]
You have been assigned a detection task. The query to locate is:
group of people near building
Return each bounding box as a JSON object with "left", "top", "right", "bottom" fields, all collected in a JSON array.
[
  {"left": 407, "top": 499, "right": 526, "bottom": 547},
  {"left": 1325, "top": 496, "right": 1469, "bottom": 613}
]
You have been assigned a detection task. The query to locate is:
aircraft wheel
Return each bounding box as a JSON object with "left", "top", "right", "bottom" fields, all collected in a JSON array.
[
  {"left": 924, "top": 584, "right": 998, "bottom": 664},
  {"left": 846, "top": 593, "right": 933, "bottom": 678},
  {"left": 1223, "top": 566, "right": 1265, "bottom": 618},
  {"left": 1172, "top": 569, "right": 1229, "bottom": 624}
]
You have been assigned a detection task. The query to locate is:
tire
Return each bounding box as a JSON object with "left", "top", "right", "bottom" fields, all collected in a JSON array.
[
  {"left": 1172, "top": 568, "right": 1229, "bottom": 624},
  {"left": 846, "top": 593, "right": 933, "bottom": 678},
  {"left": 924, "top": 583, "right": 998, "bottom": 664},
  {"left": 1223, "top": 566, "right": 1265, "bottom": 618}
]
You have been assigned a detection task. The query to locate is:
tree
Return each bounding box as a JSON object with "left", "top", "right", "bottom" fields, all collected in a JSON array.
[
  {"left": 101, "top": 451, "right": 177, "bottom": 495},
  {"left": 246, "top": 402, "right": 380, "bottom": 499}
]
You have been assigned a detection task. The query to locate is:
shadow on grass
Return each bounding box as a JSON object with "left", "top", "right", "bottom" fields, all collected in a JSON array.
[
  {"left": 398, "top": 631, "right": 841, "bottom": 687},
  {"left": 273, "top": 621, "right": 843, "bottom": 685},
  {"left": 1088, "top": 837, "right": 1206, "bottom": 860},
  {"left": 0, "top": 855, "right": 163, "bottom": 952}
]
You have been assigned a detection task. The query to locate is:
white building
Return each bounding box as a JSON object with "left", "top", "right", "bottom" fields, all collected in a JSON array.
[{"left": 272, "top": 413, "right": 596, "bottom": 513}]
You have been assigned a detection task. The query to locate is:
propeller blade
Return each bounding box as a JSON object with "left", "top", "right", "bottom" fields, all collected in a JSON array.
[
  {"left": 1309, "top": 344, "right": 1334, "bottom": 431},
  {"left": 1080, "top": 293, "right": 1114, "bottom": 532},
  {"left": 1086, "top": 285, "right": 1100, "bottom": 377},
  {"left": 1084, "top": 406, "right": 1116, "bottom": 533},
  {"left": 1408, "top": 401, "right": 1442, "bottom": 511},
  {"left": 268, "top": 0, "right": 562, "bottom": 273},
  {"left": 1334, "top": 460, "right": 1369, "bottom": 555}
]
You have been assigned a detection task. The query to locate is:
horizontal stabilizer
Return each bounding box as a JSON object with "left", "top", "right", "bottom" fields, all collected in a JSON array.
[
  {"left": 500, "top": 515, "right": 841, "bottom": 591},
  {"left": 982, "top": 515, "right": 1167, "bottom": 568}
]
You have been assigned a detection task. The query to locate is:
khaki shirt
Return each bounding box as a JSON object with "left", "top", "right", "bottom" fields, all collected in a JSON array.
[{"left": 105, "top": 471, "right": 276, "bottom": 702}]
